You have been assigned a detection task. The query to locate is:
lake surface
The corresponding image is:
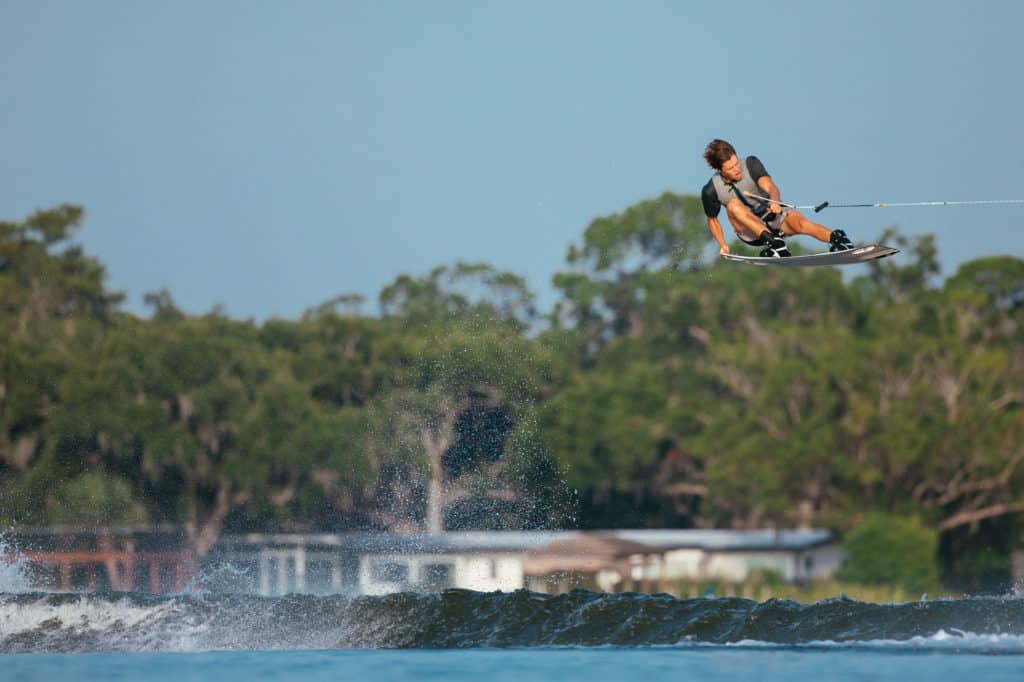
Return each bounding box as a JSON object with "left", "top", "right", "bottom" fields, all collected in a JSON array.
[{"left": 5, "top": 647, "right": 1024, "bottom": 682}]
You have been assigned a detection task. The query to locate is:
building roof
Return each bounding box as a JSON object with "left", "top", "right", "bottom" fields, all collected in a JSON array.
[
  {"left": 216, "top": 530, "right": 582, "bottom": 555},
  {"left": 214, "top": 529, "right": 834, "bottom": 555},
  {"left": 610, "top": 529, "right": 833, "bottom": 551},
  {"left": 523, "top": 534, "right": 658, "bottom": 575},
  {"left": 531, "top": 534, "right": 657, "bottom": 559}
]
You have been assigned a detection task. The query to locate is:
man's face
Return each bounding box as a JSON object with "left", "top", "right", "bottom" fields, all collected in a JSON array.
[{"left": 720, "top": 155, "right": 742, "bottom": 182}]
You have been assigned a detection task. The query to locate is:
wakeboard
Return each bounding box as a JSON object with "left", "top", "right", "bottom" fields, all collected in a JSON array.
[{"left": 722, "top": 244, "right": 899, "bottom": 267}]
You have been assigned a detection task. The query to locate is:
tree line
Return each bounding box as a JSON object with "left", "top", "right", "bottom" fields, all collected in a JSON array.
[{"left": 2, "top": 197, "right": 1022, "bottom": 590}]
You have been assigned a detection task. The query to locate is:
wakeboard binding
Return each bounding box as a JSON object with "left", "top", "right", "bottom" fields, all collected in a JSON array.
[
  {"left": 758, "top": 230, "right": 791, "bottom": 258},
  {"left": 829, "top": 229, "right": 854, "bottom": 252}
]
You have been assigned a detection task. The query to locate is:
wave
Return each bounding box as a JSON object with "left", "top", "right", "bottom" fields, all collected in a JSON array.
[{"left": 2, "top": 589, "right": 1024, "bottom": 653}]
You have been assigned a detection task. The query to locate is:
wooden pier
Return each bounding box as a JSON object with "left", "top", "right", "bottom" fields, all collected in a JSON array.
[{"left": 1, "top": 526, "right": 195, "bottom": 594}]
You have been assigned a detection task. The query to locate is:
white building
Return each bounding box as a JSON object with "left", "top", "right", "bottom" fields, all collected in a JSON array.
[
  {"left": 359, "top": 549, "right": 521, "bottom": 594},
  {"left": 210, "top": 528, "right": 841, "bottom": 596},
  {"left": 212, "top": 531, "right": 576, "bottom": 596},
  {"left": 212, "top": 533, "right": 363, "bottom": 596},
  {"left": 611, "top": 529, "right": 843, "bottom": 583},
  {"left": 357, "top": 532, "right": 575, "bottom": 594}
]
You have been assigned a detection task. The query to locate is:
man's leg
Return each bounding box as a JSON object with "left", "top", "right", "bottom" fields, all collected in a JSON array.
[
  {"left": 725, "top": 202, "right": 774, "bottom": 241},
  {"left": 780, "top": 210, "right": 854, "bottom": 251},
  {"left": 726, "top": 202, "right": 789, "bottom": 257},
  {"left": 779, "top": 210, "right": 831, "bottom": 242}
]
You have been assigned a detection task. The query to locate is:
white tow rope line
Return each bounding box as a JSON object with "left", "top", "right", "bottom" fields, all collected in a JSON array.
[{"left": 744, "top": 192, "right": 1024, "bottom": 213}]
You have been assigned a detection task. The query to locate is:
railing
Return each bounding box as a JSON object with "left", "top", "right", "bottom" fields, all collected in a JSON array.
[{"left": 3, "top": 550, "right": 195, "bottom": 593}]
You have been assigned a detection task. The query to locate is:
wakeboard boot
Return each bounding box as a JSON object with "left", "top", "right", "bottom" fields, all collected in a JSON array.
[
  {"left": 758, "top": 230, "right": 791, "bottom": 258},
  {"left": 829, "top": 229, "right": 854, "bottom": 252}
]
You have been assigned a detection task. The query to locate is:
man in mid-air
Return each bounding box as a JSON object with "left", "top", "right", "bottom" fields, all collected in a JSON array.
[{"left": 701, "top": 139, "right": 853, "bottom": 257}]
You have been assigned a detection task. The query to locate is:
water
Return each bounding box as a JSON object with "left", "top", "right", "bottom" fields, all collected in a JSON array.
[
  {"left": 4, "top": 647, "right": 1024, "bottom": 682},
  {"left": 1, "top": 589, "right": 1023, "bottom": 679}
]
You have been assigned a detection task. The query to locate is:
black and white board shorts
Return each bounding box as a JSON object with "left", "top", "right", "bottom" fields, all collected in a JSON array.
[{"left": 738, "top": 208, "right": 790, "bottom": 245}]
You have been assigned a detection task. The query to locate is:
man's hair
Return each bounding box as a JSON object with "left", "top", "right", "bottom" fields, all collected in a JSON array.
[{"left": 703, "top": 139, "right": 736, "bottom": 170}]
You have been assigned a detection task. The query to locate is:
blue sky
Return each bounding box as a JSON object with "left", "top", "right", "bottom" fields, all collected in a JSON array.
[{"left": 3, "top": 0, "right": 1022, "bottom": 320}]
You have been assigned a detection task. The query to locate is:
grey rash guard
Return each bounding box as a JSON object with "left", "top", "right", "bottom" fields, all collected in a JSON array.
[{"left": 701, "top": 156, "right": 772, "bottom": 219}]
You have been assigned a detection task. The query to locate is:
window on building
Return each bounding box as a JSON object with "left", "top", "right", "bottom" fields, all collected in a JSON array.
[
  {"left": 306, "top": 559, "right": 335, "bottom": 594},
  {"left": 420, "top": 563, "right": 454, "bottom": 591},
  {"left": 370, "top": 561, "right": 409, "bottom": 585}
]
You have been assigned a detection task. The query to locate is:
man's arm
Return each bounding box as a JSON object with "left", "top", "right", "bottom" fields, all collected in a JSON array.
[
  {"left": 700, "top": 180, "right": 728, "bottom": 254},
  {"left": 757, "top": 174, "right": 783, "bottom": 213},
  {"left": 748, "top": 156, "right": 783, "bottom": 214},
  {"left": 707, "top": 216, "right": 729, "bottom": 255}
]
